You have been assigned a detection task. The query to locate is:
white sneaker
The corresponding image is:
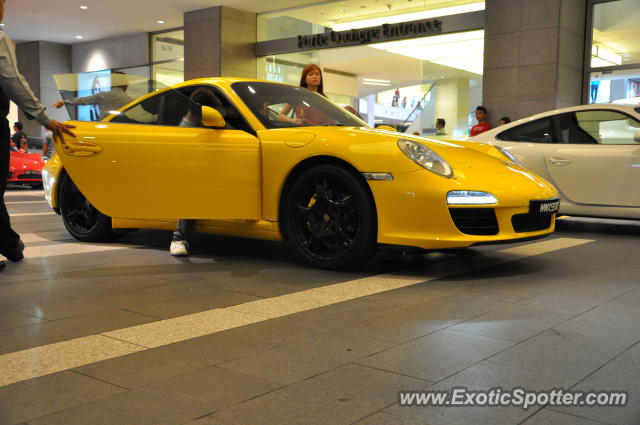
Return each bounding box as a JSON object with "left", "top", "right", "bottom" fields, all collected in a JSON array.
[{"left": 170, "top": 240, "right": 189, "bottom": 256}]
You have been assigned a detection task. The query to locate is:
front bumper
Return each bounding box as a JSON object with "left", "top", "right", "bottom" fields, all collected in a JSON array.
[{"left": 369, "top": 169, "right": 558, "bottom": 250}]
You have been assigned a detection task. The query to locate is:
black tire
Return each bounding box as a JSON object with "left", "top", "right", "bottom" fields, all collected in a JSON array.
[
  {"left": 281, "top": 164, "right": 377, "bottom": 270},
  {"left": 59, "top": 173, "right": 117, "bottom": 242}
]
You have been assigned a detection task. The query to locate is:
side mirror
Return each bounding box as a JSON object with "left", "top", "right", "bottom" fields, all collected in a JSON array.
[
  {"left": 634, "top": 131, "right": 640, "bottom": 143},
  {"left": 202, "top": 106, "right": 226, "bottom": 128},
  {"left": 377, "top": 125, "right": 396, "bottom": 132}
]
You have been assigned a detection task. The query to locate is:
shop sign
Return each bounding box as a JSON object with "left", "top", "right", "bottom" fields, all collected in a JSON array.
[{"left": 297, "top": 19, "right": 443, "bottom": 50}]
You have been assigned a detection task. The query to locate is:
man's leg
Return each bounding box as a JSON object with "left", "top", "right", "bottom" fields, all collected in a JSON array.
[
  {"left": 0, "top": 117, "right": 23, "bottom": 262},
  {"left": 170, "top": 219, "right": 195, "bottom": 256}
]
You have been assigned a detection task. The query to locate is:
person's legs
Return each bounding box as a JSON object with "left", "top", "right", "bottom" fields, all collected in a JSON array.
[
  {"left": 0, "top": 117, "right": 23, "bottom": 262},
  {"left": 170, "top": 219, "right": 195, "bottom": 256}
]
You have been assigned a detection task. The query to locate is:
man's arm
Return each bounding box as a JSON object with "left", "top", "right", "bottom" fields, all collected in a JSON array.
[
  {"left": 61, "top": 93, "right": 101, "bottom": 107},
  {"left": 0, "top": 34, "right": 50, "bottom": 126}
]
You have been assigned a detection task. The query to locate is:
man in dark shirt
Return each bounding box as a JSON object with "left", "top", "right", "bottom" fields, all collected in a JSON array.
[
  {"left": 0, "top": 0, "right": 75, "bottom": 270},
  {"left": 10, "top": 121, "right": 25, "bottom": 149}
]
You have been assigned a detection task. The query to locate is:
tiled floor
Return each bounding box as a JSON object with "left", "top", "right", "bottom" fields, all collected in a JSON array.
[{"left": 1, "top": 188, "right": 639, "bottom": 425}]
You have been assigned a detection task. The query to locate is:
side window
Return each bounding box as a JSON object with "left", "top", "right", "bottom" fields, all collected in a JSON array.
[
  {"left": 160, "top": 85, "right": 254, "bottom": 134},
  {"left": 110, "top": 94, "right": 161, "bottom": 125},
  {"left": 573, "top": 110, "right": 640, "bottom": 145},
  {"left": 555, "top": 113, "right": 598, "bottom": 144},
  {"left": 497, "top": 118, "right": 556, "bottom": 143}
]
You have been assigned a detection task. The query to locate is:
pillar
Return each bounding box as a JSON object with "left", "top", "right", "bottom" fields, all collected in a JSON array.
[
  {"left": 482, "top": 0, "right": 587, "bottom": 125},
  {"left": 184, "top": 6, "right": 257, "bottom": 80}
]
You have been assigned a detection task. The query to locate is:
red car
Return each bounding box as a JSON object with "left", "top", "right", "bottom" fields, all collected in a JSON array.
[{"left": 8, "top": 149, "right": 44, "bottom": 188}]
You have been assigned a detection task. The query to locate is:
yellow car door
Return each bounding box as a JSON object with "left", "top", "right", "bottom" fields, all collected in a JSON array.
[{"left": 58, "top": 86, "right": 261, "bottom": 220}]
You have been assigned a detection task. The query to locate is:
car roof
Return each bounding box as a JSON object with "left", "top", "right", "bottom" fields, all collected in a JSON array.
[{"left": 474, "top": 103, "right": 640, "bottom": 139}]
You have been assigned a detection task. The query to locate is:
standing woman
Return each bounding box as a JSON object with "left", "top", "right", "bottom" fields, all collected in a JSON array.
[{"left": 278, "top": 64, "right": 331, "bottom": 125}]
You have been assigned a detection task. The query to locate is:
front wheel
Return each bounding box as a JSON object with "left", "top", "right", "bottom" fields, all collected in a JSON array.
[
  {"left": 59, "top": 173, "right": 117, "bottom": 242},
  {"left": 281, "top": 164, "right": 378, "bottom": 270}
]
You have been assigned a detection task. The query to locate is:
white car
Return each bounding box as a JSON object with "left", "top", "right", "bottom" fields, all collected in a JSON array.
[{"left": 472, "top": 104, "right": 640, "bottom": 220}]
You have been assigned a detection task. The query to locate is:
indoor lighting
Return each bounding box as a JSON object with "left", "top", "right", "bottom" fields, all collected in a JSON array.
[
  {"left": 363, "top": 82, "right": 391, "bottom": 86},
  {"left": 369, "top": 30, "right": 485, "bottom": 75},
  {"left": 80, "top": 5, "right": 88, "bottom": 9},
  {"left": 157, "top": 20, "right": 165, "bottom": 24},
  {"left": 75, "top": 35, "right": 83, "bottom": 39},
  {"left": 591, "top": 45, "right": 622, "bottom": 67},
  {"left": 363, "top": 78, "right": 391, "bottom": 84},
  {"left": 332, "top": 2, "right": 485, "bottom": 31}
]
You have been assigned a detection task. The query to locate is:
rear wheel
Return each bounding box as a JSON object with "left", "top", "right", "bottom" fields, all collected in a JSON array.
[
  {"left": 59, "top": 173, "right": 116, "bottom": 242},
  {"left": 281, "top": 164, "right": 377, "bottom": 270}
]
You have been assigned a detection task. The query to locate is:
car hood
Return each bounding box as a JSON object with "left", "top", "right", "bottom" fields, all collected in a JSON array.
[
  {"left": 280, "top": 126, "right": 531, "bottom": 175},
  {"left": 10, "top": 151, "right": 44, "bottom": 170}
]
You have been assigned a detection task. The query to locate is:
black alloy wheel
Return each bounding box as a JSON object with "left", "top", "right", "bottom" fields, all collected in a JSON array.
[
  {"left": 59, "top": 173, "right": 116, "bottom": 242},
  {"left": 282, "top": 164, "right": 377, "bottom": 270}
]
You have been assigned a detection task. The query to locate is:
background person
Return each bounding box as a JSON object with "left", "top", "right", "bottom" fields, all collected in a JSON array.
[
  {"left": 11, "top": 121, "right": 25, "bottom": 148},
  {"left": 0, "top": 0, "right": 75, "bottom": 271},
  {"left": 498, "top": 116, "right": 511, "bottom": 126},
  {"left": 470, "top": 105, "right": 491, "bottom": 136},
  {"left": 278, "top": 64, "right": 332, "bottom": 126},
  {"left": 53, "top": 71, "right": 134, "bottom": 121},
  {"left": 170, "top": 88, "right": 224, "bottom": 257},
  {"left": 42, "top": 128, "right": 54, "bottom": 160},
  {"left": 435, "top": 118, "right": 446, "bottom": 135}
]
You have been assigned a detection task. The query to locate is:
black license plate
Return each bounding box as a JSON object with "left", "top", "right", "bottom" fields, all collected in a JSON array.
[
  {"left": 530, "top": 198, "right": 560, "bottom": 215},
  {"left": 24, "top": 170, "right": 40, "bottom": 175}
]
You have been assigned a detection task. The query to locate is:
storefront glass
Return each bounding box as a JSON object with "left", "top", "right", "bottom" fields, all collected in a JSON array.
[
  {"left": 591, "top": 0, "right": 640, "bottom": 68},
  {"left": 151, "top": 29, "right": 185, "bottom": 88},
  {"left": 258, "top": 29, "right": 483, "bottom": 138},
  {"left": 258, "top": 0, "right": 484, "bottom": 42},
  {"left": 587, "top": 0, "right": 640, "bottom": 104}
]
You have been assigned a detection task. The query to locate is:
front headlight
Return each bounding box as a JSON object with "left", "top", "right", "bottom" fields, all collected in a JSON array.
[
  {"left": 495, "top": 146, "right": 525, "bottom": 168},
  {"left": 397, "top": 139, "right": 453, "bottom": 178}
]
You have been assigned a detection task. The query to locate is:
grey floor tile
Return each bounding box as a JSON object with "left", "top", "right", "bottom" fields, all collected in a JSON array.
[
  {"left": 184, "top": 417, "right": 231, "bottom": 425},
  {"left": 215, "top": 364, "right": 426, "bottom": 425},
  {"left": 553, "top": 304, "right": 640, "bottom": 346},
  {"left": 490, "top": 329, "right": 632, "bottom": 381},
  {"left": 553, "top": 358, "right": 640, "bottom": 425},
  {"left": 357, "top": 329, "right": 513, "bottom": 382},
  {"left": 124, "top": 290, "right": 260, "bottom": 319},
  {"left": 73, "top": 331, "right": 264, "bottom": 389},
  {"left": 0, "top": 371, "right": 123, "bottom": 425},
  {"left": 386, "top": 360, "right": 576, "bottom": 425},
  {"left": 219, "top": 330, "right": 398, "bottom": 385},
  {"left": 353, "top": 411, "right": 428, "bottom": 425},
  {"left": 0, "top": 311, "right": 43, "bottom": 331},
  {"left": 26, "top": 386, "right": 216, "bottom": 425},
  {"left": 615, "top": 342, "right": 640, "bottom": 369},
  {"left": 449, "top": 304, "right": 578, "bottom": 343},
  {"left": 521, "top": 409, "right": 608, "bottom": 424},
  {"left": 145, "top": 366, "right": 282, "bottom": 407}
]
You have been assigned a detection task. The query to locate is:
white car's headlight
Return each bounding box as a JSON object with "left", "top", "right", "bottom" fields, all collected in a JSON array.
[
  {"left": 397, "top": 139, "right": 453, "bottom": 178},
  {"left": 447, "top": 191, "right": 498, "bottom": 205},
  {"left": 495, "top": 146, "right": 525, "bottom": 168}
]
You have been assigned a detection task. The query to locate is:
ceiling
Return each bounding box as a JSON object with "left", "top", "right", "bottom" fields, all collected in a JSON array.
[{"left": 3, "top": 0, "right": 328, "bottom": 44}]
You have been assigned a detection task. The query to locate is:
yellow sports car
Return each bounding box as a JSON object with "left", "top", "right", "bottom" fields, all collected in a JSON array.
[{"left": 44, "top": 78, "right": 559, "bottom": 269}]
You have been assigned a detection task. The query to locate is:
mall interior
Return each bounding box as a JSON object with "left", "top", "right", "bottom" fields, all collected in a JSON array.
[{"left": 1, "top": 0, "right": 640, "bottom": 424}]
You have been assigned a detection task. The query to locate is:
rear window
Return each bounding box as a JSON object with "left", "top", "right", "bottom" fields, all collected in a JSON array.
[{"left": 497, "top": 117, "right": 556, "bottom": 143}]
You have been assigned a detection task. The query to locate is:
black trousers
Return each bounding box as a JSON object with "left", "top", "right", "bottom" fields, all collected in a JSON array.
[{"left": 0, "top": 117, "right": 20, "bottom": 251}]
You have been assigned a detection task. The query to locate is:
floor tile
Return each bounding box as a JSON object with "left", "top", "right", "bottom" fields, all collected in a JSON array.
[
  {"left": 521, "top": 409, "right": 607, "bottom": 424},
  {"left": 215, "top": 364, "right": 427, "bottom": 425},
  {"left": 27, "top": 386, "right": 216, "bottom": 425},
  {"left": 0, "top": 371, "right": 123, "bottom": 425},
  {"left": 357, "top": 329, "right": 514, "bottom": 382},
  {"left": 490, "top": 329, "right": 633, "bottom": 380}
]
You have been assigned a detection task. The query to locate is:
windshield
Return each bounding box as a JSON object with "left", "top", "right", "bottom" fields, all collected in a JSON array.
[{"left": 232, "top": 81, "right": 367, "bottom": 129}]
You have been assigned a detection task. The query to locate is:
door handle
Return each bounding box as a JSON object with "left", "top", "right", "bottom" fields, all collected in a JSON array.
[
  {"left": 549, "top": 157, "right": 571, "bottom": 166},
  {"left": 63, "top": 141, "right": 103, "bottom": 156}
]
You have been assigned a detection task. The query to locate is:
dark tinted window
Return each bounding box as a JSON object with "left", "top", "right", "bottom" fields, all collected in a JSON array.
[
  {"left": 556, "top": 112, "right": 599, "bottom": 144},
  {"left": 110, "top": 94, "right": 161, "bottom": 125},
  {"left": 497, "top": 118, "right": 556, "bottom": 143}
]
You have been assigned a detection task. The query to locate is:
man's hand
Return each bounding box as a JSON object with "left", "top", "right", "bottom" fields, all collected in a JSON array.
[
  {"left": 46, "top": 120, "right": 76, "bottom": 143},
  {"left": 53, "top": 100, "right": 65, "bottom": 109}
]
